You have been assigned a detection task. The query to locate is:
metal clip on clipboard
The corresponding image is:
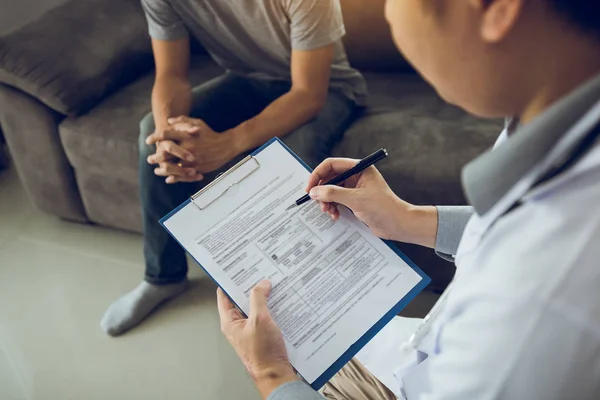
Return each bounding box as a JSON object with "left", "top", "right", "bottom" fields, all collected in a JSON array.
[{"left": 190, "top": 155, "right": 261, "bottom": 210}]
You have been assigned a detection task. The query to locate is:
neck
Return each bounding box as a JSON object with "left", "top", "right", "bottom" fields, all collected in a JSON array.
[{"left": 520, "top": 36, "right": 600, "bottom": 124}]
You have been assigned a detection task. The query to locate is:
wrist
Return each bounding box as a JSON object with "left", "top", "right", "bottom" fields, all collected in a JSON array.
[
  {"left": 253, "top": 364, "right": 298, "bottom": 399},
  {"left": 227, "top": 124, "right": 252, "bottom": 155},
  {"left": 408, "top": 205, "right": 439, "bottom": 248},
  {"left": 155, "top": 119, "right": 170, "bottom": 132},
  {"left": 394, "top": 202, "right": 438, "bottom": 249}
]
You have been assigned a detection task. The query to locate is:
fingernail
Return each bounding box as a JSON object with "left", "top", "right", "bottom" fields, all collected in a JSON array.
[
  {"left": 167, "top": 118, "right": 174, "bottom": 124},
  {"left": 145, "top": 138, "right": 151, "bottom": 145},
  {"left": 188, "top": 170, "right": 196, "bottom": 176},
  {"left": 309, "top": 188, "right": 320, "bottom": 200},
  {"left": 186, "top": 154, "right": 195, "bottom": 162}
]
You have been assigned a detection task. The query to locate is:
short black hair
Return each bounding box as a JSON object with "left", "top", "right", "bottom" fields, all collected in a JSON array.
[{"left": 548, "top": 0, "right": 600, "bottom": 39}]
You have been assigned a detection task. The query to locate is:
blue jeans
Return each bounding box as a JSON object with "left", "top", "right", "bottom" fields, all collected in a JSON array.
[{"left": 139, "top": 73, "right": 359, "bottom": 284}]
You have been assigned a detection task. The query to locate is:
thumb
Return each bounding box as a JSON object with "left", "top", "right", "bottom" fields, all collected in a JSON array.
[
  {"left": 309, "top": 185, "right": 357, "bottom": 208},
  {"left": 249, "top": 280, "right": 272, "bottom": 321}
]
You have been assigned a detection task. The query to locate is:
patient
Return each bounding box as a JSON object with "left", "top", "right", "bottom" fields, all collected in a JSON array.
[{"left": 100, "top": 0, "right": 366, "bottom": 336}]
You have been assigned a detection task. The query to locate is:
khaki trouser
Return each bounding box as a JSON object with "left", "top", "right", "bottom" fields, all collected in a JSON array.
[{"left": 320, "top": 359, "right": 398, "bottom": 400}]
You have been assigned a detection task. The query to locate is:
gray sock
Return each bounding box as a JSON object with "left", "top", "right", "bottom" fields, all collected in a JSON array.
[{"left": 101, "top": 280, "right": 188, "bottom": 337}]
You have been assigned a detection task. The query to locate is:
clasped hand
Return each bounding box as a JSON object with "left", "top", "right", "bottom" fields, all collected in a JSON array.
[{"left": 146, "top": 116, "right": 240, "bottom": 184}]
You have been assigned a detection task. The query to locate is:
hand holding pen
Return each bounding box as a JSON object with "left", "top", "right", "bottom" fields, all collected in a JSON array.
[
  {"left": 298, "top": 151, "right": 439, "bottom": 248},
  {"left": 286, "top": 149, "right": 388, "bottom": 211}
]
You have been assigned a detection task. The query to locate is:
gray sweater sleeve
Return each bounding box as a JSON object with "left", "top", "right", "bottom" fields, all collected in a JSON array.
[
  {"left": 267, "top": 381, "right": 324, "bottom": 400},
  {"left": 434, "top": 206, "right": 474, "bottom": 262}
]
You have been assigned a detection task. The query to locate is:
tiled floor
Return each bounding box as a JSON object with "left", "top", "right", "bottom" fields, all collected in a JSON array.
[
  {"left": 0, "top": 167, "right": 258, "bottom": 400},
  {"left": 0, "top": 164, "right": 438, "bottom": 400}
]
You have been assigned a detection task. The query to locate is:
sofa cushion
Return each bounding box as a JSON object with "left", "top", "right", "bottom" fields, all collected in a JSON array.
[
  {"left": 335, "top": 73, "right": 501, "bottom": 206},
  {"left": 0, "top": 0, "right": 153, "bottom": 117},
  {"left": 59, "top": 56, "right": 224, "bottom": 184}
]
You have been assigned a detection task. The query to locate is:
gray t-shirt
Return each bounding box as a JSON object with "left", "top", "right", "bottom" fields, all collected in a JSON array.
[{"left": 141, "top": 0, "right": 367, "bottom": 105}]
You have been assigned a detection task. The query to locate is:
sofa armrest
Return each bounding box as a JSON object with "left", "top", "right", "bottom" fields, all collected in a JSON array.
[
  {"left": 0, "top": 126, "right": 7, "bottom": 169},
  {"left": 0, "top": 84, "right": 87, "bottom": 222},
  {"left": 0, "top": 0, "right": 153, "bottom": 117}
]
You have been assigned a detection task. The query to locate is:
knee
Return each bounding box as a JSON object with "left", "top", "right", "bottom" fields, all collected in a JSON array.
[
  {"left": 283, "top": 125, "right": 329, "bottom": 169},
  {"left": 139, "top": 112, "right": 156, "bottom": 160}
]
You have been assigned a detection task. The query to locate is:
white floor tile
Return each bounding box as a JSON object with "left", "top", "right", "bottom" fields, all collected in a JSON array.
[
  {"left": 20, "top": 214, "right": 145, "bottom": 267},
  {"left": 0, "top": 238, "right": 259, "bottom": 400},
  {"left": 0, "top": 166, "right": 143, "bottom": 266},
  {"left": 0, "top": 234, "right": 10, "bottom": 248},
  {"left": 0, "top": 168, "right": 34, "bottom": 239}
]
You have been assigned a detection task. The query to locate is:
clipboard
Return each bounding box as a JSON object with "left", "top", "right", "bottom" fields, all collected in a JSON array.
[
  {"left": 190, "top": 155, "right": 261, "bottom": 210},
  {"left": 159, "top": 138, "right": 316, "bottom": 316},
  {"left": 184, "top": 138, "right": 309, "bottom": 210},
  {"left": 160, "top": 137, "right": 431, "bottom": 390}
]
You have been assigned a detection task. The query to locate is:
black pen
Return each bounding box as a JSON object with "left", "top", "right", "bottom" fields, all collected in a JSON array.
[{"left": 286, "top": 148, "right": 388, "bottom": 211}]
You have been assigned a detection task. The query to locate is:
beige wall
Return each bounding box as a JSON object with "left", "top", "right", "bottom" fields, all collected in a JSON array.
[
  {"left": 341, "top": 0, "right": 412, "bottom": 72},
  {"left": 0, "top": 0, "right": 411, "bottom": 72}
]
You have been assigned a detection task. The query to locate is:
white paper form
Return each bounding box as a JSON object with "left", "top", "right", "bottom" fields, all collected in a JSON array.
[{"left": 163, "top": 140, "right": 427, "bottom": 386}]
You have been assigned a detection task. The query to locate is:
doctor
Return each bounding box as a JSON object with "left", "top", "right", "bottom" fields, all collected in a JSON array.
[{"left": 217, "top": 0, "right": 600, "bottom": 399}]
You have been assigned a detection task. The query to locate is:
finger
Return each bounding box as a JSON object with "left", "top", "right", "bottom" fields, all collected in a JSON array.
[
  {"left": 171, "top": 121, "right": 202, "bottom": 134},
  {"left": 147, "top": 148, "right": 177, "bottom": 164},
  {"left": 154, "top": 162, "right": 197, "bottom": 178},
  {"left": 217, "top": 288, "right": 244, "bottom": 326},
  {"left": 320, "top": 201, "right": 328, "bottom": 213},
  {"left": 249, "top": 280, "right": 272, "bottom": 322},
  {"left": 324, "top": 202, "right": 335, "bottom": 215},
  {"left": 147, "top": 153, "right": 162, "bottom": 165},
  {"left": 327, "top": 204, "right": 338, "bottom": 216},
  {"left": 306, "top": 158, "right": 361, "bottom": 192},
  {"left": 168, "top": 116, "right": 210, "bottom": 131},
  {"left": 161, "top": 141, "right": 195, "bottom": 162},
  {"left": 309, "top": 185, "right": 357, "bottom": 208},
  {"left": 167, "top": 115, "right": 193, "bottom": 125},
  {"left": 166, "top": 162, "right": 198, "bottom": 177},
  {"left": 331, "top": 207, "right": 340, "bottom": 220},
  {"left": 148, "top": 144, "right": 173, "bottom": 164},
  {"left": 150, "top": 140, "right": 194, "bottom": 163},
  {"left": 165, "top": 173, "right": 204, "bottom": 184},
  {"left": 146, "top": 128, "right": 193, "bottom": 145}
]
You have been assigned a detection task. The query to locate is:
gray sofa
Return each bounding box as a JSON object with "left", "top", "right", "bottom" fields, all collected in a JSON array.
[
  {"left": 0, "top": 128, "right": 7, "bottom": 169},
  {"left": 0, "top": 0, "right": 501, "bottom": 291}
]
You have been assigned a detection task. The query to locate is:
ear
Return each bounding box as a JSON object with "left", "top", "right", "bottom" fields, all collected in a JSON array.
[{"left": 479, "top": 0, "right": 524, "bottom": 43}]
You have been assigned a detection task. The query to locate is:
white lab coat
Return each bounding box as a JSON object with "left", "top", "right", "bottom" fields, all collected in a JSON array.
[
  {"left": 267, "top": 73, "right": 600, "bottom": 400},
  {"left": 357, "top": 100, "right": 600, "bottom": 399}
]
